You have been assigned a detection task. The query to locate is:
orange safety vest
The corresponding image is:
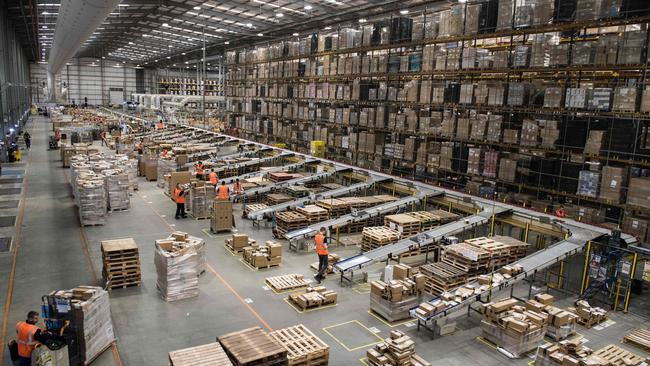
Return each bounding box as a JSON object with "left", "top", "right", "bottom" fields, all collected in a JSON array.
[
  {"left": 555, "top": 208, "right": 566, "bottom": 218},
  {"left": 174, "top": 188, "right": 185, "bottom": 204},
  {"left": 233, "top": 181, "right": 243, "bottom": 194},
  {"left": 16, "top": 321, "right": 40, "bottom": 358},
  {"left": 156, "top": 122, "right": 163, "bottom": 129},
  {"left": 209, "top": 172, "right": 218, "bottom": 184},
  {"left": 195, "top": 163, "right": 204, "bottom": 175},
  {"left": 217, "top": 185, "right": 229, "bottom": 200},
  {"left": 315, "top": 233, "right": 328, "bottom": 255}
]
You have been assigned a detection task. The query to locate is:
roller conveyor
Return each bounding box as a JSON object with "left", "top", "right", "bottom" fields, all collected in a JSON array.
[
  {"left": 237, "top": 169, "right": 340, "bottom": 199},
  {"left": 213, "top": 152, "right": 294, "bottom": 174},
  {"left": 220, "top": 161, "right": 311, "bottom": 185}
]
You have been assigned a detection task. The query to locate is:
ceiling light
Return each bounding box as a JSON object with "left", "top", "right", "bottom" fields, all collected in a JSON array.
[
  {"left": 42, "top": 25, "right": 47, "bottom": 29},
  {"left": 246, "top": 23, "right": 252, "bottom": 27},
  {"left": 400, "top": 9, "right": 409, "bottom": 14},
  {"left": 42, "top": 11, "right": 49, "bottom": 15},
  {"left": 304, "top": 5, "right": 312, "bottom": 10},
  {"left": 172, "top": 64, "right": 176, "bottom": 66},
  {"left": 166, "top": 56, "right": 171, "bottom": 59},
  {"left": 324, "top": 26, "right": 331, "bottom": 30},
  {"left": 224, "top": 41, "right": 230, "bottom": 45},
  {"left": 194, "top": 6, "right": 201, "bottom": 10},
  {"left": 181, "top": 52, "right": 186, "bottom": 55},
  {"left": 168, "top": 45, "right": 173, "bottom": 48},
  {"left": 102, "top": 56, "right": 105, "bottom": 59},
  {"left": 155, "top": 59, "right": 158, "bottom": 62},
  {"left": 359, "top": 18, "right": 366, "bottom": 23},
  {"left": 257, "top": 33, "right": 263, "bottom": 36},
  {"left": 162, "top": 23, "right": 169, "bottom": 27},
  {"left": 119, "top": 3, "right": 129, "bottom": 6},
  {"left": 128, "top": 41, "right": 134, "bottom": 45},
  {"left": 292, "top": 33, "right": 299, "bottom": 36},
  {"left": 276, "top": 12, "right": 283, "bottom": 17},
  {"left": 122, "top": 61, "right": 126, "bottom": 63}
]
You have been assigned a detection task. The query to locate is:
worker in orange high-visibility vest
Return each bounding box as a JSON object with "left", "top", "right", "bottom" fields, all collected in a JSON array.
[
  {"left": 233, "top": 178, "right": 243, "bottom": 195},
  {"left": 208, "top": 169, "right": 218, "bottom": 185},
  {"left": 217, "top": 181, "right": 229, "bottom": 201},
  {"left": 16, "top": 311, "right": 44, "bottom": 366},
  {"left": 194, "top": 161, "right": 205, "bottom": 180},
  {"left": 555, "top": 206, "right": 566, "bottom": 218},
  {"left": 314, "top": 227, "right": 328, "bottom": 284},
  {"left": 174, "top": 183, "right": 187, "bottom": 219},
  {"left": 156, "top": 121, "right": 164, "bottom": 130}
]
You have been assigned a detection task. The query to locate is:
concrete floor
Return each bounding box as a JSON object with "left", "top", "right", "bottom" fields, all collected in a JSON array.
[{"left": 1, "top": 116, "right": 649, "bottom": 366}]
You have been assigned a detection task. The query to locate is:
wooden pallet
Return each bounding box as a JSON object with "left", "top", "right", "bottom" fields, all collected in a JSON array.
[
  {"left": 269, "top": 325, "right": 329, "bottom": 366},
  {"left": 265, "top": 274, "right": 310, "bottom": 292},
  {"left": 245, "top": 203, "right": 269, "bottom": 216},
  {"left": 592, "top": 344, "right": 645, "bottom": 366},
  {"left": 266, "top": 193, "right": 292, "bottom": 205},
  {"left": 101, "top": 238, "right": 141, "bottom": 289},
  {"left": 420, "top": 262, "right": 469, "bottom": 295},
  {"left": 169, "top": 342, "right": 233, "bottom": 366},
  {"left": 576, "top": 315, "right": 607, "bottom": 329},
  {"left": 623, "top": 329, "right": 650, "bottom": 352},
  {"left": 361, "top": 226, "right": 401, "bottom": 252},
  {"left": 296, "top": 205, "right": 329, "bottom": 223},
  {"left": 316, "top": 198, "right": 349, "bottom": 218},
  {"left": 218, "top": 327, "right": 288, "bottom": 366},
  {"left": 384, "top": 214, "right": 421, "bottom": 238}
]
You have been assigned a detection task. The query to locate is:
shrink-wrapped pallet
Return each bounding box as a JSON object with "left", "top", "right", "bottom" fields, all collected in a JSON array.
[
  {"left": 154, "top": 238, "right": 201, "bottom": 301},
  {"left": 104, "top": 172, "right": 130, "bottom": 211}
]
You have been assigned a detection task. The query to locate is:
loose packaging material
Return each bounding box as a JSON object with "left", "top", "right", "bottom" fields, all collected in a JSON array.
[
  {"left": 613, "top": 87, "right": 638, "bottom": 112},
  {"left": 366, "top": 330, "right": 431, "bottom": 366},
  {"left": 189, "top": 182, "right": 215, "bottom": 219},
  {"left": 599, "top": 166, "right": 625, "bottom": 203},
  {"left": 288, "top": 285, "right": 337, "bottom": 310}
]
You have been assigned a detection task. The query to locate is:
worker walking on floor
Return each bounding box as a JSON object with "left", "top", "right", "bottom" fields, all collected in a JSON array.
[
  {"left": 208, "top": 169, "right": 218, "bottom": 185},
  {"left": 174, "top": 183, "right": 187, "bottom": 219},
  {"left": 314, "top": 227, "right": 328, "bottom": 284},
  {"left": 233, "top": 178, "right": 243, "bottom": 195},
  {"left": 15, "top": 311, "right": 44, "bottom": 366},
  {"left": 23, "top": 132, "right": 31, "bottom": 150},
  {"left": 217, "top": 181, "right": 229, "bottom": 201}
]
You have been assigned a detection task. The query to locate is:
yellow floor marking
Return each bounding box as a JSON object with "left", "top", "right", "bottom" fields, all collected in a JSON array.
[
  {"left": 322, "top": 320, "right": 384, "bottom": 352},
  {"left": 367, "top": 310, "right": 413, "bottom": 328},
  {"left": 476, "top": 336, "right": 498, "bottom": 350},
  {"left": 201, "top": 228, "right": 216, "bottom": 238}
]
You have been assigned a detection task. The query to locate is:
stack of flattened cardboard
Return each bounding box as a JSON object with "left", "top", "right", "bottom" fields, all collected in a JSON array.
[
  {"left": 104, "top": 171, "right": 130, "bottom": 211},
  {"left": 211, "top": 200, "right": 233, "bottom": 233},
  {"left": 288, "top": 286, "right": 338, "bottom": 310},
  {"left": 242, "top": 240, "right": 282, "bottom": 268},
  {"left": 154, "top": 232, "right": 205, "bottom": 301},
  {"left": 189, "top": 181, "right": 215, "bottom": 219},
  {"left": 76, "top": 174, "right": 107, "bottom": 226},
  {"left": 48, "top": 286, "right": 115, "bottom": 364},
  {"left": 366, "top": 330, "right": 431, "bottom": 366},
  {"left": 480, "top": 298, "right": 547, "bottom": 358}
]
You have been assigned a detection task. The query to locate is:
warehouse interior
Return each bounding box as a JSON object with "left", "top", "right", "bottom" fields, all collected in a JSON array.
[{"left": 2, "top": 0, "right": 650, "bottom": 365}]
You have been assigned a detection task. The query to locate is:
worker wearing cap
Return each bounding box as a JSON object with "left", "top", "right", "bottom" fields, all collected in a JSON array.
[
  {"left": 233, "top": 178, "right": 243, "bottom": 195},
  {"left": 314, "top": 227, "right": 328, "bottom": 284},
  {"left": 174, "top": 183, "right": 187, "bottom": 219},
  {"left": 16, "top": 311, "right": 44, "bottom": 366},
  {"left": 208, "top": 169, "right": 218, "bottom": 185},
  {"left": 217, "top": 181, "right": 229, "bottom": 201},
  {"left": 194, "top": 161, "right": 205, "bottom": 180}
]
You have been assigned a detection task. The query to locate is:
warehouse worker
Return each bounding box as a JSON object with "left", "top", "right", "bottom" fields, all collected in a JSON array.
[
  {"left": 314, "top": 227, "right": 328, "bottom": 284},
  {"left": 194, "top": 161, "right": 205, "bottom": 180},
  {"left": 16, "top": 311, "right": 44, "bottom": 366},
  {"left": 555, "top": 206, "right": 566, "bottom": 218},
  {"left": 217, "top": 181, "right": 229, "bottom": 201},
  {"left": 174, "top": 183, "right": 187, "bottom": 219},
  {"left": 208, "top": 169, "right": 218, "bottom": 185},
  {"left": 156, "top": 120, "right": 164, "bottom": 130},
  {"left": 161, "top": 149, "right": 168, "bottom": 157},
  {"left": 233, "top": 178, "right": 243, "bottom": 195}
]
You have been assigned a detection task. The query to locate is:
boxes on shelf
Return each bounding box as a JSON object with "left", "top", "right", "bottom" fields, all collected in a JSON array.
[
  {"left": 627, "top": 176, "right": 650, "bottom": 209},
  {"left": 622, "top": 216, "right": 649, "bottom": 242},
  {"left": 577, "top": 170, "right": 600, "bottom": 198},
  {"left": 599, "top": 166, "right": 625, "bottom": 203}
]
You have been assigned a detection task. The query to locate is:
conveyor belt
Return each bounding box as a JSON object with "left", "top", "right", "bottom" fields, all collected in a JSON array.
[
  {"left": 247, "top": 181, "right": 374, "bottom": 220},
  {"left": 220, "top": 161, "right": 310, "bottom": 185},
  {"left": 213, "top": 152, "right": 293, "bottom": 174}
]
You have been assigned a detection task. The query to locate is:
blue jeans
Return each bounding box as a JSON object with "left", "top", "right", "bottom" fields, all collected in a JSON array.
[{"left": 19, "top": 356, "right": 31, "bottom": 366}]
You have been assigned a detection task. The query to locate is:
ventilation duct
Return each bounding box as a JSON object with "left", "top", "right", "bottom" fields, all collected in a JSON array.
[{"left": 46, "top": 0, "right": 121, "bottom": 101}]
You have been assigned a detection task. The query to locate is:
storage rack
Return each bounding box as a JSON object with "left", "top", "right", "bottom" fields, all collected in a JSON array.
[
  {"left": 159, "top": 77, "right": 223, "bottom": 97},
  {"left": 225, "top": 1, "right": 650, "bottom": 240}
]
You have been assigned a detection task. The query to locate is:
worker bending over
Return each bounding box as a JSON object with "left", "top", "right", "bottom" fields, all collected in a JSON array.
[
  {"left": 194, "top": 161, "right": 205, "bottom": 180},
  {"left": 174, "top": 183, "right": 187, "bottom": 219},
  {"left": 314, "top": 227, "right": 328, "bottom": 284},
  {"left": 16, "top": 311, "right": 44, "bottom": 366},
  {"left": 217, "top": 181, "right": 229, "bottom": 201},
  {"left": 208, "top": 169, "right": 218, "bottom": 185},
  {"left": 233, "top": 178, "right": 243, "bottom": 194}
]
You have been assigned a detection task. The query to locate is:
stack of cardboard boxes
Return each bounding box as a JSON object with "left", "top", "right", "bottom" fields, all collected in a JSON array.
[
  {"left": 370, "top": 265, "right": 426, "bottom": 322},
  {"left": 225, "top": 233, "right": 256, "bottom": 253},
  {"left": 366, "top": 330, "right": 431, "bottom": 366},
  {"left": 288, "top": 286, "right": 337, "bottom": 310},
  {"left": 243, "top": 240, "right": 283, "bottom": 268},
  {"left": 480, "top": 298, "right": 548, "bottom": 358},
  {"left": 627, "top": 176, "right": 650, "bottom": 209},
  {"left": 154, "top": 232, "right": 206, "bottom": 301},
  {"left": 524, "top": 294, "right": 578, "bottom": 341},
  {"left": 568, "top": 300, "right": 608, "bottom": 328},
  {"left": 599, "top": 166, "right": 625, "bottom": 203}
]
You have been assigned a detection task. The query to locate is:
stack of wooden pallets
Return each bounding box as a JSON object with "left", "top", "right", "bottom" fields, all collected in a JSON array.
[
  {"left": 244, "top": 203, "right": 268, "bottom": 216},
  {"left": 384, "top": 214, "right": 421, "bottom": 237},
  {"left": 275, "top": 211, "right": 308, "bottom": 237},
  {"left": 101, "top": 238, "right": 141, "bottom": 290},
  {"left": 266, "top": 193, "right": 293, "bottom": 206},
  {"left": 286, "top": 185, "right": 310, "bottom": 198},
  {"left": 624, "top": 329, "right": 650, "bottom": 352},
  {"left": 592, "top": 344, "right": 645, "bottom": 366},
  {"left": 218, "top": 327, "right": 288, "bottom": 366},
  {"left": 362, "top": 227, "right": 401, "bottom": 252},
  {"left": 316, "top": 198, "right": 350, "bottom": 218},
  {"left": 442, "top": 236, "right": 529, "bottom": 276},
  {"left": 169, "top": 343, "right": 233, "bottom": 366},
  {"left": 269, "top": 172, "right": 300, "bottom": 182},
  {"left": 404, "top": 210, "right": 459, "bottom": 231},
  {"left": 296, "top": 205, "right": 329, "bottom": 223},
  {"left": 338, "top": 196, "right": 372, "bottom": 210},
  {"left": 321, "top": 183, "right": 343, "bottom": 190},
  {"left": 265, "top": 274, "right": 310, "bottom": 292},
  {"left": 420, "top": 262, "right": 469, "bottom": 296},
  {"left": 269, "top": 325, "right": 329, "bottom": 366}
]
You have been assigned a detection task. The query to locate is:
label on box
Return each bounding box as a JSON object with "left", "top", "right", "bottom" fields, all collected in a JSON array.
[{"left": 610, "top": 180, "right": 617, "bottom": 188}]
